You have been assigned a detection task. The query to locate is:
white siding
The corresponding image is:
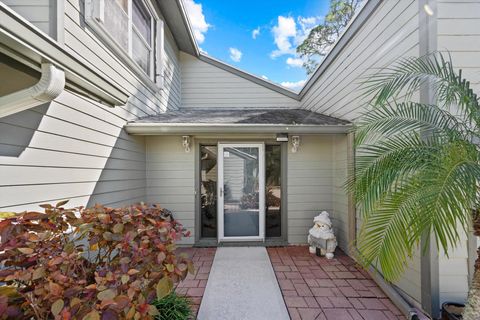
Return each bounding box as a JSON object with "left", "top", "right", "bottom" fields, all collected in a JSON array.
[
  {"left": 287, "top": 135, "right": 334, "bottom": 244},
  {"left": 0, "top": 0, "right": 182, "bottom": 212},
  {"left": 180, "top": 52, "right": 299, "bottom": 109},
  {"left": 300, "top": 0, "right": 420, "bottom": 121},
  {"left": 2, "top": 0, "right": 54, "bottom": 36},
  {"left": 145, "top": 136, "right": 195, "bottom": 245},
  {"left": 436, "top": 0, "right": 480, "bottom": 305}
]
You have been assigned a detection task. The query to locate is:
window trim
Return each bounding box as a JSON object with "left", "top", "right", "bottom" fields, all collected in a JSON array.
[{"left": 85, "top": 0, "right": 163, "bottom": 91}]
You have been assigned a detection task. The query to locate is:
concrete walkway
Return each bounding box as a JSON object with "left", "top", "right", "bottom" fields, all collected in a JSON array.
[{"left": 197, "top": 247, "right": 290, "bottom": 320}]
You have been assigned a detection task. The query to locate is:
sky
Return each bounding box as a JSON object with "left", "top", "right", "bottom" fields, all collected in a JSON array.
[{"left": 183, "top": 0, "right": 331, "bottom": 91}]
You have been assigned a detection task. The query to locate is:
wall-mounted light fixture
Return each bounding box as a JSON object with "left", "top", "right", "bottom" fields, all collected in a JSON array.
[
  {"left": 291, "top": 135, "right": 300, "bottom": 153},
  {"left": 276, "top": 133, "right": 289, "bottom": 142},
  {"left": 182, "top": 136, "right": 191, "bottom": 153}
]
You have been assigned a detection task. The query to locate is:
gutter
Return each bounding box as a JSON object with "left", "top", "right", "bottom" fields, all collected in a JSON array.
[
  {"left": 0, "top": 2, "right": 129, "bottom": 107},
  {"left": 0, "top": 63, "right": 65, "bottom": 118},
  {"left": 124, "top": 122, "right": 352, "bottom": 135},
  {"left": 366, "top": 266, "right": 427, "bottom": 319}
]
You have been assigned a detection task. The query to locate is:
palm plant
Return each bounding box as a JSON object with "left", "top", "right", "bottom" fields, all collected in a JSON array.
[{"left": 349, "top": 52, "right": 480, "bottom": 319}]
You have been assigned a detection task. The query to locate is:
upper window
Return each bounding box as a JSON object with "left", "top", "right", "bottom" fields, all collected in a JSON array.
[{"left": 85, "top": 0, "right": 163, "bottom": 88}]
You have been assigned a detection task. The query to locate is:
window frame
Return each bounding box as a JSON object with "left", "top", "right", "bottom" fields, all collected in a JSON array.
[{"left": 85, "top": 0, "right": 163, "bottom": 90}]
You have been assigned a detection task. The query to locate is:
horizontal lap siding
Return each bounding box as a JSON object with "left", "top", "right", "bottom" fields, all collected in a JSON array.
[
  {"left": 0, "top": 91, "right": 146, "bottom": 211},
  {"left": 437, "top": 0, "right": 480, "bottom": 304},
  {"left": 300, "top": 0, "right": 420, "bottom": 121},
  {"left": 146, "top": 137, "right": 195, "bottom": 245},
  {"left": 180, "top": 52, "right": 299, "bottom": 109},
  {"left": 287, "top": 136, "right": 334, "bottom": 244},
  {"left": 0, "top": 1, "right": 182, "bottom": 211}
]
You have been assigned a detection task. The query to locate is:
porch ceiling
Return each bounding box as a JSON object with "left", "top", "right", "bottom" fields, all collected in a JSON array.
[{"left": 125, "top": 108, "right": 352, "bottom": 135}]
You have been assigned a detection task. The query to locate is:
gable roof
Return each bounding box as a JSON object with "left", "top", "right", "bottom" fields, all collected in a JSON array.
[{"left": 158, "top": 0, "right": 382, "bottom": 101}]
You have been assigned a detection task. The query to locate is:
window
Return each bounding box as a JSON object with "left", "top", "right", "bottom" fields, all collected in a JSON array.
[{"left": 85, "top": 0, "right": 163, "bottom": 88}]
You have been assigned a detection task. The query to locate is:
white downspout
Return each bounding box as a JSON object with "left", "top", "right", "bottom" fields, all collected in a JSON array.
[{"left": 0, "top": 63, "right": 65, "bottom": 118}]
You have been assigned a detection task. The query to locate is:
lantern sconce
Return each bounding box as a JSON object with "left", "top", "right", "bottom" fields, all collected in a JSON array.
[
  {"left": 291, "top": 135, "right": 300, "bottom": 153},
  {"left": 182, "top": 136, "right": 191, "bottom": 153}
]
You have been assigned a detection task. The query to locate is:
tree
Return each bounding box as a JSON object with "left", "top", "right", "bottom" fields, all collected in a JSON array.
[
  {"left": 349, "top": 53, "right": 480, "bottom": 318},
  {"left": 296, "top": 0, "right": 361, "bottom": 74}
]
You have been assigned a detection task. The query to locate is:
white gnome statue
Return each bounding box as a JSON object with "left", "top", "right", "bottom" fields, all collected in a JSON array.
[{"left": 307, "top": 211, "right": 337, "bottom": 259}]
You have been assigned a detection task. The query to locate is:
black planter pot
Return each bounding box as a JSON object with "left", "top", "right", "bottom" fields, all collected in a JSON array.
[{"left": 442, "top": 302, "right": 465, "bottom": 320}]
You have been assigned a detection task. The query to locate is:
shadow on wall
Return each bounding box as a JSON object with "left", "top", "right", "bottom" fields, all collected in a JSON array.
[
  {"left": 85, "top": 128, "right": 147, "bottom": 209},
  {"left": 0, "top": 103, "right": 49, "bottom": 157}
]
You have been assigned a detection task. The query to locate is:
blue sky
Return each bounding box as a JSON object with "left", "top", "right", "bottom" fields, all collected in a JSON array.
[{"left": 184, "top": 0, "right": 331, "bottom": 91}]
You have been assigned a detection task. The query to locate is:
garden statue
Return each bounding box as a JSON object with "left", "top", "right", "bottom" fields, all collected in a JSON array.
[{"left": 308, "top": 211, "right": 337, "bottom": 259}]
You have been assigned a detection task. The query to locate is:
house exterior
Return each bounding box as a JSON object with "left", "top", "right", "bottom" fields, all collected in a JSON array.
[{"left": 0, "top": 0, "right": 479, "bottom": 318}]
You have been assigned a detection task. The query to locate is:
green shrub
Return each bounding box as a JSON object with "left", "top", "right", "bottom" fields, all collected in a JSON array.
[{"left": 153, "top": 293, "right": 192, "bottom": 320}]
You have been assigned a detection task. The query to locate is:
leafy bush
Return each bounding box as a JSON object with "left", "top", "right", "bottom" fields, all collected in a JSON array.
[
  {"left": 0, "top": 201, "right": 193, "bottom": 319},
  {"left": 152, "top": 293, "right": 192, "bottom": 320}
]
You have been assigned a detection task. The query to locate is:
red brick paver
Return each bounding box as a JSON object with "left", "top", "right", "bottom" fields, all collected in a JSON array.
[
  {"left": 175, "top": 247, "right": 216, "bottom": 317},
  {"left": 268, "top": 246, "right": 404, "bottom": 320}
]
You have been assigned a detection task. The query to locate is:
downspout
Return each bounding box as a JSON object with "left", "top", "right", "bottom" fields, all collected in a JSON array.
[
  {"left": 0, "top": 63, "right": 65, "bottom": 118},
  {"left": 367, "top": 266, "right": 430, "bottom": 320}
]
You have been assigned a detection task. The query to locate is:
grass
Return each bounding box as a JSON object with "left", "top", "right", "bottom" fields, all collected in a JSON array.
[{"left": 153, "top": 292, "right": 193, "bottom": 320}]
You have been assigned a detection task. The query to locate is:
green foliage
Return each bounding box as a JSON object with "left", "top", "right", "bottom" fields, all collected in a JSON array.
[
  {"left": 0, "top": 201, "right": 194, "bottom": 319},
  {"left": 296, "top": 0, "right": 361, "bottom": 74},
  {"left": 349, "top": 52, "right": 480, "bottom": 281},
  {"left": 153, "top": 293, "right": 192, "bottom": 320}
]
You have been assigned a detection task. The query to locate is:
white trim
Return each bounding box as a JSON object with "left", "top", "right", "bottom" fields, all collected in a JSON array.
[
  {"left": 0, "top": 63, "right": 65, "bottom": 118},
  {"left": 217, "top": 143, "right": 265, "bottom": 242},
  {"left": 0, "top": 2, "right": 128, "bottom": 106}
]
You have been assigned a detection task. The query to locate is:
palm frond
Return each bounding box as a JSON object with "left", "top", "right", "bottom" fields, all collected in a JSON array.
[
  {"left": 355, "top": 102, "right": 469, "bottom": 145},
  {"left": 347, "top": 132, "right": 440, "bottom": 215},
  {"left": 363, "top": 52, "right": 480, "bottom": 126},
  {"left": 355, "top": 140, "right": 480, "bottom": 281}
]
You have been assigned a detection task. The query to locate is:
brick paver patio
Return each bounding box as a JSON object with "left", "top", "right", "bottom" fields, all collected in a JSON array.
[
  {"left": 176, "top": 247, "right": 217, "bottom": 317},
  {"left": 267, "top": 246, "right": 404, "bottom": 320}
]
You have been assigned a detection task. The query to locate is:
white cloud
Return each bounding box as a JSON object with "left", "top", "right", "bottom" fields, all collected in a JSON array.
[
  {"left": 184, "top": 0, "right": 210, "bottom": 44},
  {"left": 229, "top": 47, "right": 242, "bottom": 62},
  {"left": 261, "top": 75, "right": 269, "bottom": 80},
  {"left": 286, "top": 57, "right": 304, "bottom": 68},
  {"left": 270, "top": 16, "right": 297, "bottom": 58},
  {"left": 270, "top": 15, "right": 321, "bottom": 59},
  {"left": 280, "top": 79, "right": 306, "bottom": 91},
  {"left": 252, "top": 27, "right": 261, "bottom": 39}
]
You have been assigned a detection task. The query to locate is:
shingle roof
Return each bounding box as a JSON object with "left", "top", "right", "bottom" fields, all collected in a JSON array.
[{"left": 132, "top": 108, "right": 350, "bottom": 126}]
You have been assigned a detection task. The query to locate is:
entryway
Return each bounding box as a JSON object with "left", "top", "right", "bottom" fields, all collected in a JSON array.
[
  {"left": 197, "top": 141, "right": 286, "bottom": 245},
  {"left": 217, "top": 143, "right": 265, "bottom": 242}
]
